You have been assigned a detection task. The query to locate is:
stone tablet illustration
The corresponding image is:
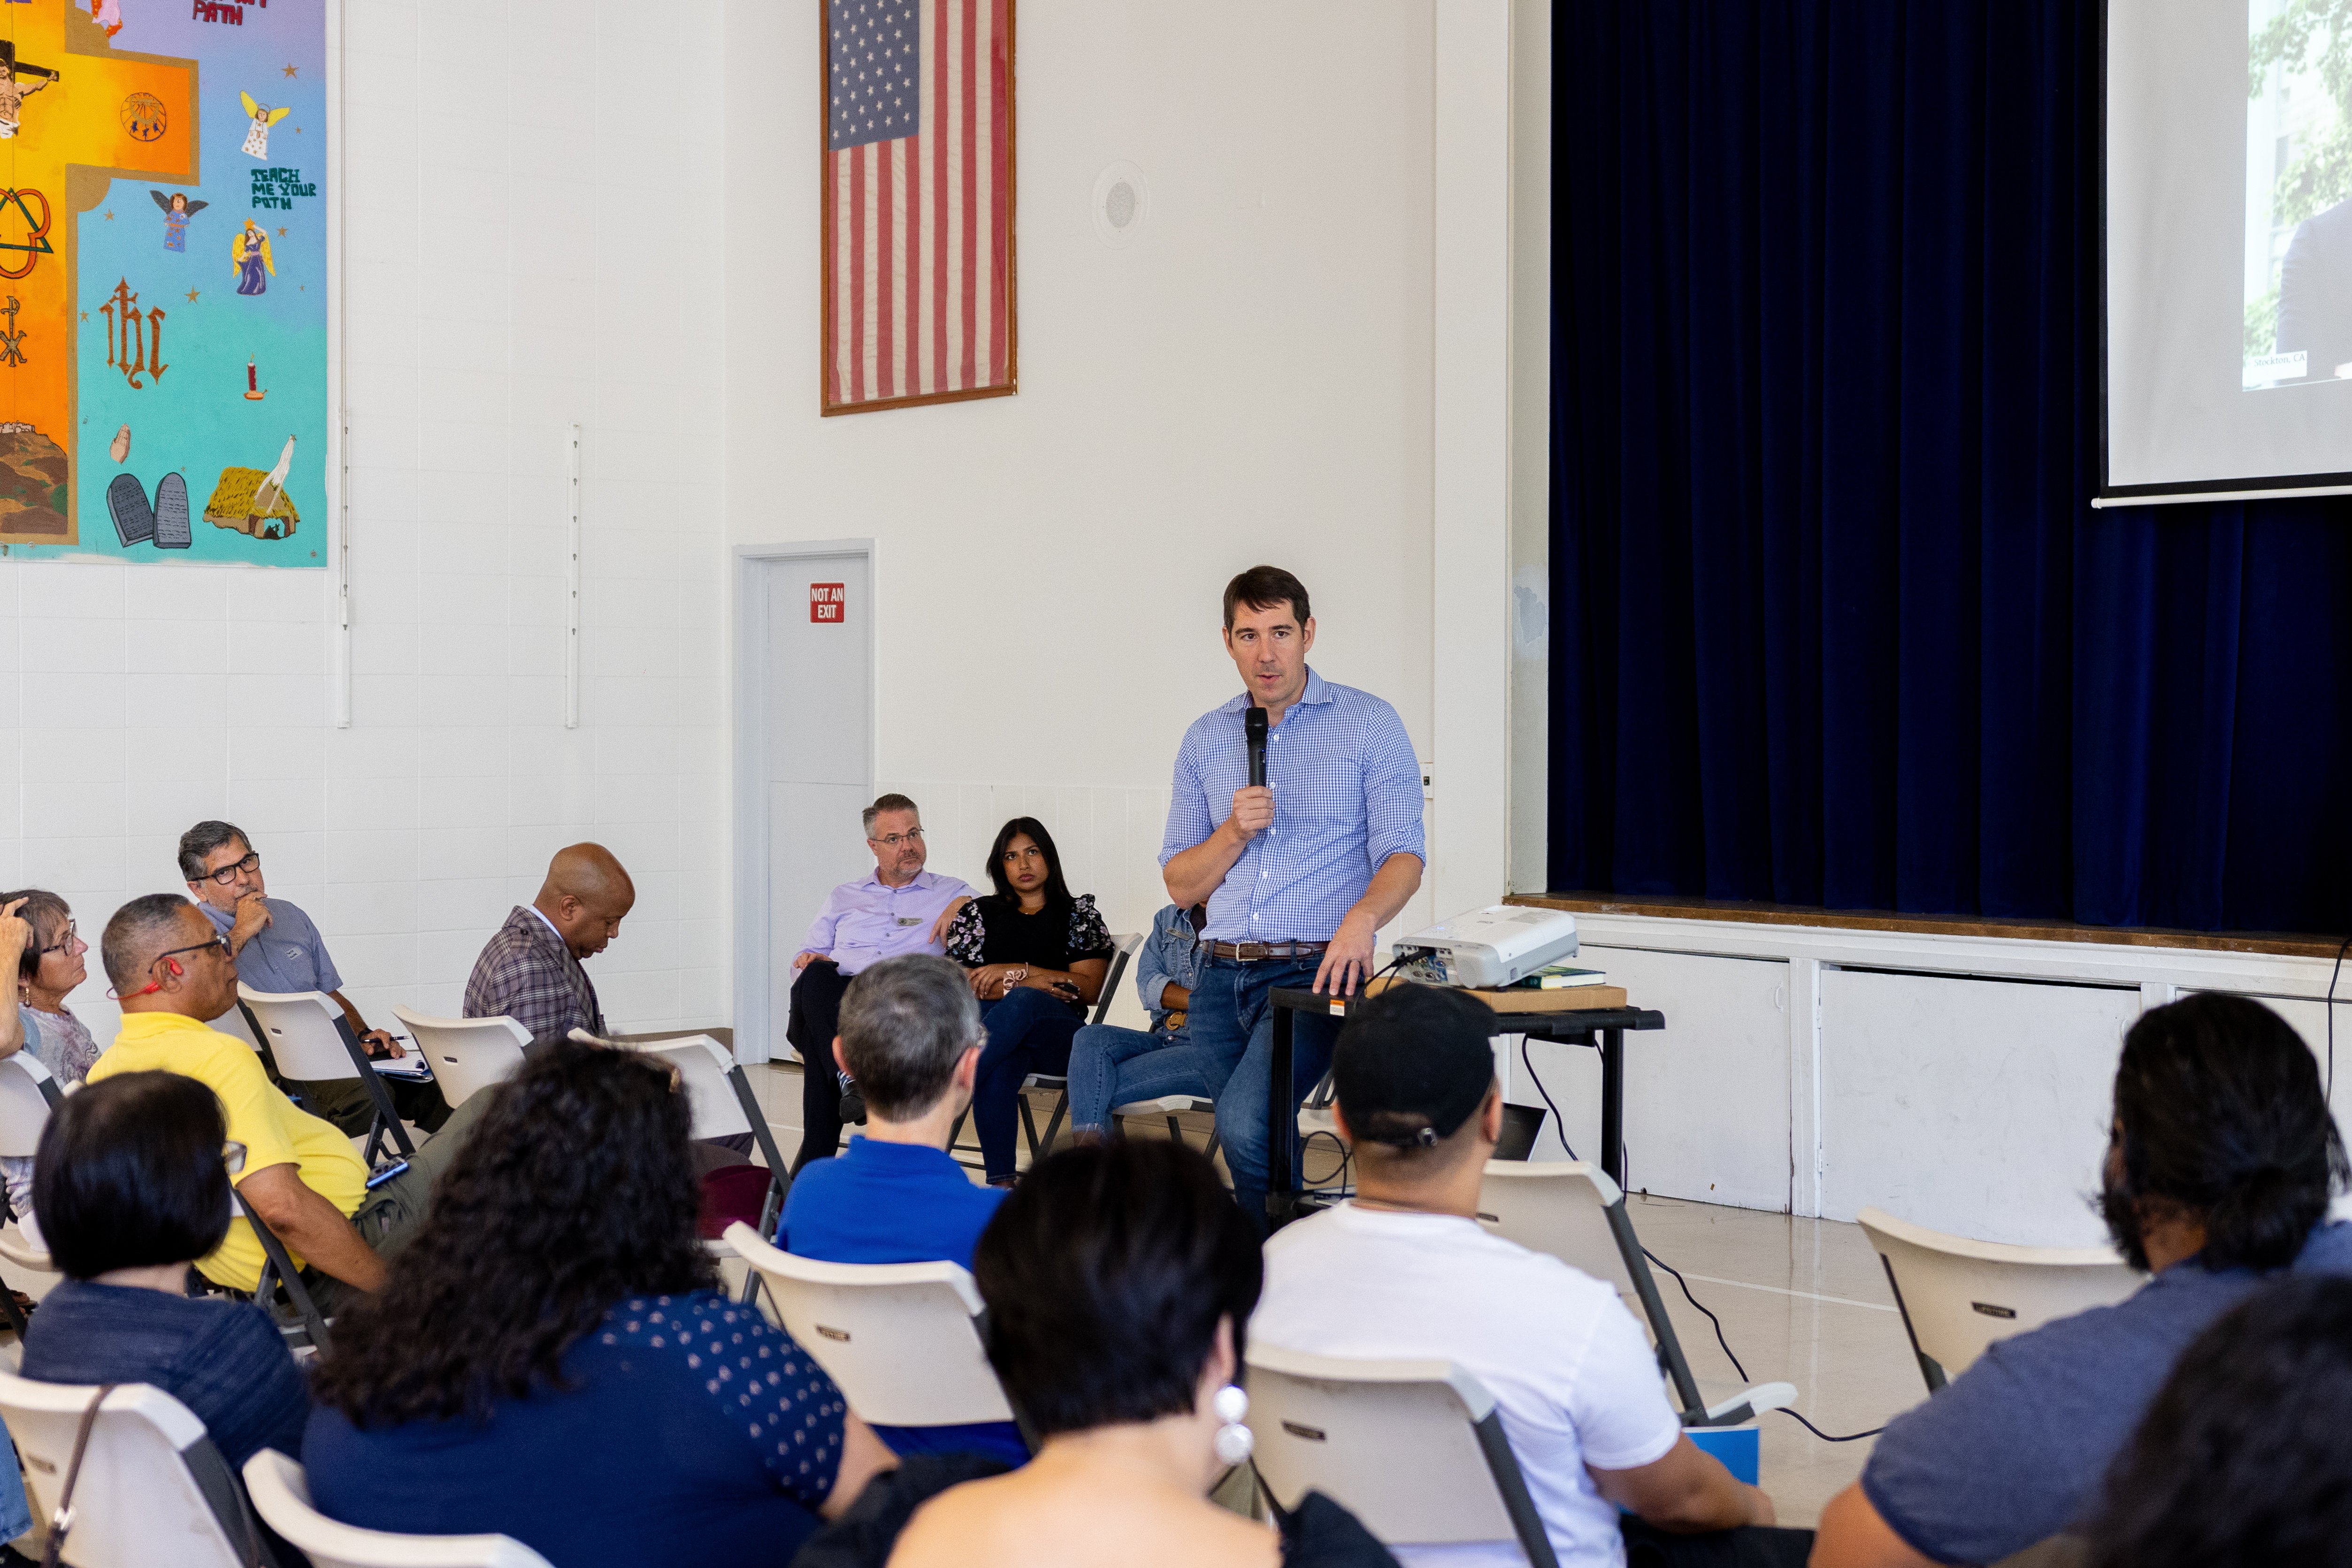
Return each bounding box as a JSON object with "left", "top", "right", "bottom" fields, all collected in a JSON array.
[
  {"left": 106, "top": 470, "right": 151, "bottom": 544},
  {"left": 153, "top": 470, "right": 189, "bottom": 548}
]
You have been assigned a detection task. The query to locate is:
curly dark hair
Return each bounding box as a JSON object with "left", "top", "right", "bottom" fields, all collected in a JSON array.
[
  {"left": 309, "top": 1040, "right": 715, "bottom": 1426},
  {"left": 2087, "top": 1275, "right": 2352, "bottom": 1568},
  {"left": 973, "top": 1139, "right": 1261, "bottom": 1438}
]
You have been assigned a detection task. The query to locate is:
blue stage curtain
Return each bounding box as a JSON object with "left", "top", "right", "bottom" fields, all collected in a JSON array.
[{"left": 1549, "top": 0, "right": 2352, "bottom": 934}]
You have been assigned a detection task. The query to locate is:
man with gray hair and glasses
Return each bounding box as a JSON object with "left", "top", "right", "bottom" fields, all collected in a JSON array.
[
  {"left": 179, "top": 818, "right": 452, "bottom": 1134},
  {"left": 786, "top": 794, "right": 973, "bottom": 1171},
  {"left": 776, "top": 952, "right": 1022, "bottom": 1467}
]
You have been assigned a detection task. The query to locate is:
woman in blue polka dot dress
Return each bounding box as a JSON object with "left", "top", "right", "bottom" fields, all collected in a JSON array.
[{"left": 303, "top": 1039, "right": 894, "bottom": 1565}]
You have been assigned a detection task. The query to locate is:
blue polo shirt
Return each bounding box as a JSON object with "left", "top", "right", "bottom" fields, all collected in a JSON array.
[
  {"left": 780, "top": 1137, "right": 1022, "bottom": 1467},
  {"left": 200, "top": 896, "right": 342, "bottom": 997}
]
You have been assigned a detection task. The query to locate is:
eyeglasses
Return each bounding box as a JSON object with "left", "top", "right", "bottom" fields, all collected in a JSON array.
[
  {"left": 869, "top": 828, "right": 925, "bottom": 849},
  {"left": 222, "top": 1140, "right": 246, "bottom": 1176},
  {"left": 201, "top": 852, "right": 260, "bottom": 886},
  {"left": 37, "top": 919, "right": 75, "bottom": 956},
  {"left": 154, "top": 934, "right": 232, "bottom": 968}
]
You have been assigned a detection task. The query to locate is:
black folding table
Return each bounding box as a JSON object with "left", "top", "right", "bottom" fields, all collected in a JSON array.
[{"left": 1265, "top": 987, "right": 1666, "bottom": 1230}]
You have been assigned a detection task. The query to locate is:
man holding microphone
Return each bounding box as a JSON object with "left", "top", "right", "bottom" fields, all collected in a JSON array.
[{"left": 1162, "top": 566, "right": 1425, "bottom": 1229}]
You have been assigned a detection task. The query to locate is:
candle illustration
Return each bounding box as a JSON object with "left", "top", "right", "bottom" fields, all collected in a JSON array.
[{"left": 244, "top": 355, "right": 264, "bottom": 401}]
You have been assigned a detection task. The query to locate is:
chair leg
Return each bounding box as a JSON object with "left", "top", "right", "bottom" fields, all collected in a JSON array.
[
  {"left": 1166, "top": 1115, "right": 1183, "bottom": 1143},
  {"left": 0, "top": 1285, "right": 27, "bottom": 1338},
  {"left": 1018, "top": 1096, "right": 1040, "bottom": 1160},
  {"left": 1203, "top": 1129, "right": 1221, "bottom": 1162},
  {"left": 1039, "top": 1091, "right": 1069, "bottom": 1156},
  {"left": 948, "top": 1109, "right": 972, "bottom": 1153}
]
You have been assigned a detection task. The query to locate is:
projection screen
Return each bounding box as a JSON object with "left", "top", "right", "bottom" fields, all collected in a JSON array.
[{"left": 2105, "top": 0, "right": 2352, "bottom": 503}]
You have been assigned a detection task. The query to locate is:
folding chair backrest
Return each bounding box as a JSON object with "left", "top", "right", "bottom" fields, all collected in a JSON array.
[
  {"left": 0, "top": 1052, "right": 57, "bottom": 1159},
  {"left": 391, "top": 1007, "right": 528, "bottom": 1109},
  {"left": 239, "top": 987, "right": 361, "bottom": 1084},
  {"left": 1476, "top": 1161, "right": 1641, "bottom": 1300},
  {"left": 1089, "top": 933, "right": 1143, "bottom": 1027},
  {"left": 0, "top": 1373, "right": 259, "bottom": 1568},
  {"left": 207, "top": 1002, "right": 266, "bottom": 1054},
  {"left": 1857, "top": 1206, "right": 2138, "bottom": 1390},
  {"left": 622, "top": 1035, "right": 750, "bottom": 1142},
  {"left": 243, "top": 1449, "right": 553, "bottom": 1568},
  {"left": 1245, "top": 1344, "right": 1558, "bottom": 1568},
  {"left": 723, "top": 1222, "right": 1017, "bottom": 1427}
]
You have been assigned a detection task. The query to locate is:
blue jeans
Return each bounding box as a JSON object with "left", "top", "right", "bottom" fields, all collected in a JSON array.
[
  {"left": 1194, "top": 955, "right": 1340, "bottom": 1233},
  {"left": 0, "top": 1431, "right": 26, "bottom": 1544},
  {"left": 973, "top": 988, "right": 1086, "bottom": 1179},
  {"left": 1065, "top": 1024, "right": 1231, "bottom": 1135}
]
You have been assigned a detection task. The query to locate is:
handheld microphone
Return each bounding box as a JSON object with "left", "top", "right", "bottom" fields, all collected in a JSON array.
[{"left": 1245, "top": 706, "right": 1269, "bottom": 788}]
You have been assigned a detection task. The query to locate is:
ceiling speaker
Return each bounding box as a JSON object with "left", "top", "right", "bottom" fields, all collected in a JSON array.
[{"left": 1092, "top": 161, "right": 1149, "bottom": 249}]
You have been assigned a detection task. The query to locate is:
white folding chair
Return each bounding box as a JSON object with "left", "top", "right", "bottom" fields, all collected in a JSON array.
[
  {"left": 207, "top": 1000, "right": 266, "bottom": 1054},
  {"left": 950, "top": 932, "right": 1144, "bottom": 1168},
  {"left": 243, "top": 1449, "right": 553, "bottom": 1568},
  {"left": 1246, "top": 1344, "right": 1560, "bottom": 1568},
  {"left": 0, "top": 1373, "right": 286, "bottom": 1568},
  {"left": 1477, "top": 1161, "right": 1794, "bottom": 1426},
  {"left": 1111, "top": 1093, "right": 1222, "bottom": 1161},
  {"left": 1857, "top": 1206, "right": 2138, "bottom": 1391},
  {"left": 241, "top": 985, "right": 414, "bottom": 1166},
  {"left": 391, "top": 1007, "right": 529, "bottom": 1110},
  {"left": 231, "top": 1189, "right": 332, "bottom": 1354},
  {"left": 0, "top": 1053, "right": 60, "bottom": 1333},
  {"left": 723, "top": 1221, "right": 1026, "bottom": 1438}
]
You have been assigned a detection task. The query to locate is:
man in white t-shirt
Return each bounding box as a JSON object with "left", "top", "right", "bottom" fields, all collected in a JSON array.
[{"left": 1253, "top": 984, "right": 1810, "bottom": 1568}]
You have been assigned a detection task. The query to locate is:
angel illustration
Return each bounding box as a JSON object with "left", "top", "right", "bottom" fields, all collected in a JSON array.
[
  {"left": 150, "top": 190, "right": 209, "bottom": 253},
  {"left": 232, "top": 220, "right": 274, "bottom": 296},
  {"left": 240, "top": 92, "right": 291, "bottom": 160},
  {"left": 89, "top": 1, "right": 123, "bottom": 39}
]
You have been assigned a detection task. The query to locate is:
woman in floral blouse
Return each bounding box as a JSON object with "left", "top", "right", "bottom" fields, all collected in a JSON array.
[{"left": 944, "top": 818, "right": 1114, "bottom": 1185}]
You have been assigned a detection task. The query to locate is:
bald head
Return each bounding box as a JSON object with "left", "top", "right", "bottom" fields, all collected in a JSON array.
[{"left": 533, "top": 843, "right": 635, "bottom": 959}]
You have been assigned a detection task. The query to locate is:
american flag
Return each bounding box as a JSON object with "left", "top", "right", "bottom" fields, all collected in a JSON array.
[{"left": 825, "top": 0, "right": 1014, "bottom": 412}]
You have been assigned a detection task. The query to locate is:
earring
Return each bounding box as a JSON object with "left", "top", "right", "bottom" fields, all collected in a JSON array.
[{"left": 1212, "top": 1383, "right": 1253, "bottom": 1465}]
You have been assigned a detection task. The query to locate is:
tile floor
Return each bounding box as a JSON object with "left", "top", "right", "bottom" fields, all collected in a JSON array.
[{"left": 745, "top": 1062, "right": 1930, "bottom": 1529}]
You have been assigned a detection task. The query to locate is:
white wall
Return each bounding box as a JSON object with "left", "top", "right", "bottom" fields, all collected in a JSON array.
[
  {"left": 723, "top": 0, "right": 1449, "bottom": 957},
  {"left": 1507, "top": 0, "right": 1551, "bottom": 893},
  {"left": 0, "top": 0, "right": 733, "bottom": 1047},
  {"left": 1546, "top": 910, "right": 2352, "bottom": 1247}
]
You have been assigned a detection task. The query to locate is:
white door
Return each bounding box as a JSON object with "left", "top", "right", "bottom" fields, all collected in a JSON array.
[{"left": 760, "top": 553, "right": 873, "bottom": 1062}]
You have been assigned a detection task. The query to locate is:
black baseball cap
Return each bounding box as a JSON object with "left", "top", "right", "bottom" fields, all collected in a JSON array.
[{"left": 1332, "top": 983, "right": 1497, "bottom": 1149}]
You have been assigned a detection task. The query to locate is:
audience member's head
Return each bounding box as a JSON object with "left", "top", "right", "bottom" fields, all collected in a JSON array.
[
  {"left": 313, "top": 1039, "right": 709, "bottom": 1425},
  {"left": 984, "top": 816, "right": 1072, "bottom": 908},
  {"left": 101, "top": 894, "right": 236, "bottom": 1018},
  {"left": 531, "top": 842, "right": 636, "bottom": 959},
  {"left": 177, "top": 818, "right": 262, "bottom": 915},
  {"left": 35, "top": 1070, "right": 230, "bottom": 1282},
  {"left": 838, "top": 954, "right": 983, "bottom": 1124},
  {"left": 1330, "top": 983, "right": 1502, "bottom": 1188},
  {"left": 5, "top": 888, "right": 82, "bottom": 1006},
  {"left": 863, "top": 793, "right": 928, "bottom": 882},
  {"left": 974, "top": 1139, "right": 1261, "bottom": 1445},
  {"left": 2086, "top": 1274, "right": 2352, "bottom": 1568},
  {"left": 2100, "top": 993, "right": 2346, "bottom": 1272}
]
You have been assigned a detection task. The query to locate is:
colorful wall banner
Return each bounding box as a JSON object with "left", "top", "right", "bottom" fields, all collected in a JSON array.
[{"left": 0, "top": 0, "right": 325, "bottom": 566}]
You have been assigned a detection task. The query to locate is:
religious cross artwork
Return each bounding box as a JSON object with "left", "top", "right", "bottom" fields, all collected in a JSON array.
[
  {"left": 820, "top": 0, "right": 1016, "bottom": 414},
  {"left": 0, "top": 1, "right": 327, "bottom": 565},
  {"left": 149, "top": 187, "right": 206, "bottom": 250}
]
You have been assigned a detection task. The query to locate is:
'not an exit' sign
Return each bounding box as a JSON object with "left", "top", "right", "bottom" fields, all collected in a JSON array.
[{"left": 810, "top": 583, "right": 846, "bottom": 623}]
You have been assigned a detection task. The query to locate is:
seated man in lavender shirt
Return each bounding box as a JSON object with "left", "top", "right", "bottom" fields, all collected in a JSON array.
[{"left": 789, "top": 795, "right": 973, "bottom": 1171}]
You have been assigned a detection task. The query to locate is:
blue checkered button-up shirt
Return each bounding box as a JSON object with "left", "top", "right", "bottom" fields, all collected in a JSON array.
[{"left": 1159, "top": 668, "right": 1425, "bottom": 943}]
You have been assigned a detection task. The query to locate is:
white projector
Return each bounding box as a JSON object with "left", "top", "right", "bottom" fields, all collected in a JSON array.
[{"left": 1394, "top": 905, "right": 1579, "bottom": 989}]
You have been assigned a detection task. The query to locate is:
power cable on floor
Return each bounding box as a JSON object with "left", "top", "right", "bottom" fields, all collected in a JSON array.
[{"left": 1515, "top": 1043, "right": 1885, "bottom": 1445}]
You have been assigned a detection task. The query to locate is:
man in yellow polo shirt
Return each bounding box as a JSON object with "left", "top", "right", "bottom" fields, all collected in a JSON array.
[{"left": 87, "top": 894, "right": 489, "bottom": 1308}]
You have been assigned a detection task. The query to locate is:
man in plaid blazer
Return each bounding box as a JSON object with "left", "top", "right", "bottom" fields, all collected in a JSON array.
[{"left": 463, "top": 843, "right": 630, "bottom": 1045}]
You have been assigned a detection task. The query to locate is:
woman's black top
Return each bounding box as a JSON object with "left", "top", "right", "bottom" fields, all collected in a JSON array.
[
  {"left": 944, "top": 893, "right": 1115, "bottom": 975},
  {"left": 789, "top": 1454, "right": 1402, "bottom": 1568}
]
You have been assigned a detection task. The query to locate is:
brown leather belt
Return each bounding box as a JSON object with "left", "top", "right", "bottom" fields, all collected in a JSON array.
[{"left": 1209, "top": 940, "right": 1330, "bottom": 961}]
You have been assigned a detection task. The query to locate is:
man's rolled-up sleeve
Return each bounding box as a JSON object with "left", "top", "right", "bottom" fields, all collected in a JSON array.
[
  {"left": 1361, "top": 705, "right": 1426, "bottom": 867},
  {"left": 1160, "top": 733, "right": 1212, "bottom": 868}
]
